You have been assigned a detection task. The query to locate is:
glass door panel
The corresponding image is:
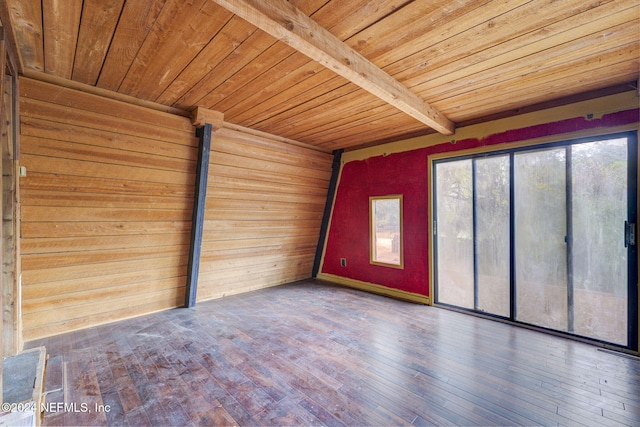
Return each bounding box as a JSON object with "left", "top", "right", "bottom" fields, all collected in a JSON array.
[
  {"left": 435, "top": 160, "right": 474, "bottom": 309},
  {"left": 434, "top": 133, "right": 637, "bottom": 349},
  {"left": 476, "top": 156, "right": 510, "bottom": 317},
  {"left": 572, "top": 139, "right": 628, "bottom": 345},
  {"left": 514, "top": 148, "right": 568, "bottom": 330}
]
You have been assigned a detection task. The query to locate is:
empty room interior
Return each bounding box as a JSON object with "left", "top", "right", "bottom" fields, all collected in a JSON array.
[{"left": 0, "top": 0, "right": 639, "bottom": 425}]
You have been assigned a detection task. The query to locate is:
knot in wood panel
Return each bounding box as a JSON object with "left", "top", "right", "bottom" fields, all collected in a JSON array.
[{"left": 282, "top": 19, "right": 294, "bottom": 31}]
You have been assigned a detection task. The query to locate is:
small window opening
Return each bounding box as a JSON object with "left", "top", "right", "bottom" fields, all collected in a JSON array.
[{"left": 370, "top": 195, "right": 404, "bottom": 268}]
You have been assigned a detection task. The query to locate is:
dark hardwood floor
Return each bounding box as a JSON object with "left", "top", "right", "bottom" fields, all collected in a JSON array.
[{"left": 26, "top": 280, "right": 639, "bottom": 426}]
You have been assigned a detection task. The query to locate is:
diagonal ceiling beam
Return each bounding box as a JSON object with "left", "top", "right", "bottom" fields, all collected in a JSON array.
[{"left": 211, "top": 0, "right": 455, "bottom": 135}]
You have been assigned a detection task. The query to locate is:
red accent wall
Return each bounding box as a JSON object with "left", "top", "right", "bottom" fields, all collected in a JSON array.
[{"left": 321, "top": 108, "right": 640, "bottom": 297}]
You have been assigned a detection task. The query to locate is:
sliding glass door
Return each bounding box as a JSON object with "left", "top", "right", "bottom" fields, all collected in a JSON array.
[
  {"left": 435, "top": 159, "right": 474, "bottom": 309},
  {"left": 569, "top": 140, "right": 631, "bottom": 344},
  {"left": 435, "top": 156, "right": 510, "bottom": 316},
  {"left": 433, "top": 132, "right": 637, "bottom": 349},
  {"left": 475, "top": 156, "right": 511, "bottom": 317},
  {"left": 514, "top": 148, "right": 568, "bottom": 332}
]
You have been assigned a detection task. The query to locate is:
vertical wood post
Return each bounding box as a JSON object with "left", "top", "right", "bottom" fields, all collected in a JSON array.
[
  {"left": 185, "top": 123, "right": 212, "bottom": 308},
  {"left": 312, "top": 149, "right": 343, "bottom": 278},
  {"left": 0, "top": 35, "right": 5, "bottom": 403}
]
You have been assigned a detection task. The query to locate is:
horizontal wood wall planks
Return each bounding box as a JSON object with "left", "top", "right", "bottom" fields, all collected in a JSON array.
[
  {"left": 19, "top": 77, "right": 198, "bottom": 341},
  {"left": 19, "top": 75, "right": 334, "bottom": 339},
  {"left": 197, "top": 125, "right": 333, "bottom": 302}
]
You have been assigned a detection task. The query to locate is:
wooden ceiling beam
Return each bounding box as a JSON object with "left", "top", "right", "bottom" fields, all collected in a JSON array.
[{"left": 210, "top": 0, "right": 455, "bottom": 135}]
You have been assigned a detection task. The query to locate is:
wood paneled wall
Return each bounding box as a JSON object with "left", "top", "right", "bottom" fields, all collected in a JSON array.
[
  {"left": 2, "top": 49, "right": 20, "bottom": 356},
  {"left": 197, "top": 126, "right": 333, "bottom": 301},
  {"left": 17, "top": 77, "right": 333, "bottom": 340},
  {"left": 19, "top": 77, "right": 198, "bottom": 341}
]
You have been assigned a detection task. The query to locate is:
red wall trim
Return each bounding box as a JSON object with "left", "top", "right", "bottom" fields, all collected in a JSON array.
[{"left": 321, "top": 108, "right": 640, "bottom": 297}]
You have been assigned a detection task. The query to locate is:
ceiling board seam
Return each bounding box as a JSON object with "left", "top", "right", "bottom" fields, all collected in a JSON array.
[
  {"left": 192, "top": 0, "right": 336, "bottom": 113},
  {"left": 419, "top": 20, "right": 639, "bottom": 104},
  {"left": 375, "top": 0, "right": 536, "bottom": 77},
  {"left": 157, "top": 24, "right": 262, "bottom": 107},
  {"left": 38, "top": 0, "right": 43, "bottom": 74},
  {"left": 348, "top": 0, "right": 497, "bottom": 70},
  {"left": 435, "top": 0, "right": 618, "bottom": 74},
  {"left": 202, "top": 44, "right": 302, "bottom": 112},
  {"left": 441, "top": 65, "right": 639, "bottom": 119},
  {"left": 153, "top": 7, "right": 236, "bottom": 104},
  {"left": 342, "top": 0, "right": 415, "bottom": 39},
  {"left": 69, "top": 0, "right": 86, "bottom": 82},
  {"left": 117, "top": 0, "right": 206, "bottom": 97},
  {"left": 178, "top": 36, "right": 281, "bottom": 110},
  {"left": 112, "top": 1, "right": 167, "bottom": 93},
  {"left": 211, "top": 0, "right": 455, "bottom": 135},
  {"left": 95, "top": 0, "right": 127, "bottom": 89},
  {"left": 250, "top": 80, "right": 361, "bottom": 136},
  {"left": 245, "top": 72, "right": 348, "bottom": 128},
  {"left": 220, "top": 57, "right": 326, "bottom": 119},
  {"left": 0, "top": 0, "right": 27, "bottom": 73},
  {"left": 401, "top": 3, "right": 635, "bottom": 96}
]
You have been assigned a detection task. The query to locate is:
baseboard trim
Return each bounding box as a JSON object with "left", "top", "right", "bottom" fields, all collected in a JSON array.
[{"left": 317, "top": 273, "right": 430, "bottom": 305}]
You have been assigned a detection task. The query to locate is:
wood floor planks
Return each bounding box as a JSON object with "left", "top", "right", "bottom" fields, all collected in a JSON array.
[{"left": 24, "top": 280, "right": 640, "bottom": 426}]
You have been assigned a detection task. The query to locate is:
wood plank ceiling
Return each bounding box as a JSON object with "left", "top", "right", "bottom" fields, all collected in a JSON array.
[{"left": 3, "top": 0, "right": 639, "bottom": 151}]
